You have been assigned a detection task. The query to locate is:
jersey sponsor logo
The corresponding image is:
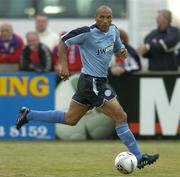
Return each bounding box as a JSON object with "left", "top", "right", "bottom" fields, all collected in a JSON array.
[{"left": 96, "top": 44, "right": 113, "bottom": 55}]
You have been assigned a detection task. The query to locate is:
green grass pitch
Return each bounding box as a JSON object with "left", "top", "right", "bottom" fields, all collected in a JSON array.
[{"left": 0, "top": 140, "right": 179, "bottom": 177}]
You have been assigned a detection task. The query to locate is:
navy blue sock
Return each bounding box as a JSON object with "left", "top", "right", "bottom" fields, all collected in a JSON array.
[
  {"left": 115, "top": 123, "right": 142, "bottom": 161},
  {"left": 27, "top": 110, "right": 65, "bottom": 124}
]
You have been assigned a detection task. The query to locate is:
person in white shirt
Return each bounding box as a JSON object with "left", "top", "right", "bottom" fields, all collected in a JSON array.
[{"left": 35, "top": 15, "right": 59, "bottom": 51}]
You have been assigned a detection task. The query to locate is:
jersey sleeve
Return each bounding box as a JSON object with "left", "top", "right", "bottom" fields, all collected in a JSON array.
[
  {"left": 61, "top": 26, "right": 90, "bottom": 47},
  {"left": 113, "top": 27, "right": 125, "bottom": 52}
]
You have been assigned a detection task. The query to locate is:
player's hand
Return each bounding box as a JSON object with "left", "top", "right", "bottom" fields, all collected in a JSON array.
[
  {"left": 115, "top": 48, "right": 128, "bottom": 60},
  {"left": 58, "top": 63, "right": 70, "bottom": 81}
]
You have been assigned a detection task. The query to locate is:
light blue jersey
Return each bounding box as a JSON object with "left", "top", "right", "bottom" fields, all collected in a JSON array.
[{"left": 62, "top": 24, "right": 125, "bottom": 77}]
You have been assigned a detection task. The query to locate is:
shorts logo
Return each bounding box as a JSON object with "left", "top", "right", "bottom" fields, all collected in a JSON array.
[{"left": 104, "top": 89, "right": 111, "bottom": 97}]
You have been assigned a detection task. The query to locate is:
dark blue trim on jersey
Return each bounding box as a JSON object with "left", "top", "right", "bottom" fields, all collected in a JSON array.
[
  {"left": 62, "top": 26, "right": 90, "bottom": 42},
  {"left": 90, "top": 24, "right": 98, "bottom": 29},
  {"left": 90, "top": 24, "right": 116, "bottom": 31}
]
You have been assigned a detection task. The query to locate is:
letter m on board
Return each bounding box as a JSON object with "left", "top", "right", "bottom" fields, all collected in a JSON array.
[{"left": 140, "top": 78, "right": 180, "bottom": 135}]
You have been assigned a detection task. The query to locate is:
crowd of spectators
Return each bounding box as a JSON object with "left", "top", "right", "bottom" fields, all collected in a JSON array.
[
  {"left": 0, "top": 14, "right": 82, "bottom": 75},
  {"left": 0, "top": 10, "right": 180, "bottom": 75}
]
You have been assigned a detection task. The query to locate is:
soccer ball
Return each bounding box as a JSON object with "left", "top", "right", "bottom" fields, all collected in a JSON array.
[{"left": 115, "top": 151, "right": 137, "bottom": 174}]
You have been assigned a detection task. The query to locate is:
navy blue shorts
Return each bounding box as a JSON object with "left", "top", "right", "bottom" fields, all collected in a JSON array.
[{"left": 72, "top": 73, "right": 116, "bottom": 108}]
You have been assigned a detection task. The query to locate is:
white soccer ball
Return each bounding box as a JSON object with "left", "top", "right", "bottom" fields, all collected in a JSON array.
[{"left": 115, "top": 151, "right": 137, "bottom": 174}]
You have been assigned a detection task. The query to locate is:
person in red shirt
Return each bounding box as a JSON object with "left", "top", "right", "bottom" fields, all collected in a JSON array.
[
  {"left": 19, "top": 31, "right": 51, "bottom": 72},
  {"left": 52, "top": 32, "right": 82, "bottom": 73},
  {"left": 0, "top": 23, "right": 24, "bottom": 64}
]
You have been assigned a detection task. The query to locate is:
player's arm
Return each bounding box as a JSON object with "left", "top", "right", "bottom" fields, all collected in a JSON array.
[
  {"left": 58, "top": 26, "right": 89, "bottom": 81},
  {"left": 58, "top": 40, "right": 69, "bottom": 81},
  {"left": 114, "top": 27, "right": 128, "bottom": 61}
]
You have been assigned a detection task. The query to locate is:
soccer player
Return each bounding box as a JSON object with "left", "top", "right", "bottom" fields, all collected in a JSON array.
[{"left": 16, "top": 5, "right": 159, "bottom": 169}]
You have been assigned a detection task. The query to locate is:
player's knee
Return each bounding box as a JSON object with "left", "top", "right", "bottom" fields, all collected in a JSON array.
[
  {"left": 120, "top": 111, "right": 127, "bottom": 122},
  {"left": 67, "top": 120, "right": 78, "bottom": 126},
  {"left": 64, "top": 113, "right": 79, "bottom": 126},
  {"left": 114, "top": 110, "right": 127, "bottom": 124},
  {"left": 123, "top": 111, "right": 127, "bottom": 121}
]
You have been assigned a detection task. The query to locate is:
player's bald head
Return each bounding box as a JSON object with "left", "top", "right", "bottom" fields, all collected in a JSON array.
[
  {"left": 95, "top": 5, "right": 113, "bottom": 32},
  {"left": 95, "top": 5, "right": 112, "bottom": 17}
]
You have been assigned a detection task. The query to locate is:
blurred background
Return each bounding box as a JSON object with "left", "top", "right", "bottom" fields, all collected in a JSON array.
[
  {"left": 0, "top": 0, "right": 180, "bottom": 141},
  {"left": 0, "top": 0, "right": 180, "bottom": 69}
]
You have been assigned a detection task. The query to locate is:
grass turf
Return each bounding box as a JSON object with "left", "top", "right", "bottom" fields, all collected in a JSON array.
[{"left": 0, "top": 140, "right": 179, "bottom": 177}]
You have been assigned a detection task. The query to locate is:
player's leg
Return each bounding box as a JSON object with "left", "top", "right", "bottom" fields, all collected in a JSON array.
[
  {"left": 16, "top": 73, "right": 91, "bottom": 130},
  {"left": 64, "top": 100, "right": 89, "bottom": 125},
  {"left": 100, "top": 98, "right": 142, "bottom": 160},
  {"left": 100, "top": 98, "right": 159, "bottom": 168},
  {"left": 16, "top": 100, "right": 89, "bottom": 129}
]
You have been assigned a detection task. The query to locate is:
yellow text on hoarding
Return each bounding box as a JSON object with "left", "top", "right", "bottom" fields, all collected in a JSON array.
[{"left": 0, "top": 76, "right": 49, "bottom": 97}]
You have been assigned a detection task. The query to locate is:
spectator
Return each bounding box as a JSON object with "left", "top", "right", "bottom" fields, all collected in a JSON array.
[
  {"left": 137, "top": 9, "right": 180, "bottom": 71},
  {"left": 19, "top": 31, "right": 51, "bottom": 72},
  {"left": 35, "top": 15, "right": 59, "bottom": 51},
  {"left": 52, "top": 32, "right": 82, "bottom": 73},
  {"left": 110, "top": 29, "right": 141, "bottom": 76},
  {"left": 52, "top": 44, "right": 82, "bottom": 73},
  {"left": 0, "top": 23, "right": 24, "bottom": 71}
]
